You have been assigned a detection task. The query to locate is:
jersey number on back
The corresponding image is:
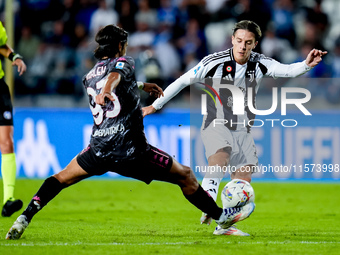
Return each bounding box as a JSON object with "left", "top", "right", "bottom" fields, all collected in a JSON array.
[{"left": 87, "top": 79, "right": 121, "bottom": 125}]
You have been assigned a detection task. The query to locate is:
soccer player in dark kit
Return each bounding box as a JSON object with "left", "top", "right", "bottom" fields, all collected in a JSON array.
[{"left": 6, "top": 25, "right": 254, "bottom": 240}]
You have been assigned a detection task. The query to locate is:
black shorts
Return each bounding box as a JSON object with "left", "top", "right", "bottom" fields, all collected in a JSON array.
[
  {"left": 0, "top": 78, "right": 13, "bottom": 126},
  {"left": 76, "top": 145, "right": 173, "bottom": 184}
]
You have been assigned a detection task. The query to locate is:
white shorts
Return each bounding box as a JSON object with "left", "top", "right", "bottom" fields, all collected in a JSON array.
[{"left": 201, "top": 122, "right": 258, "bottom": 170}]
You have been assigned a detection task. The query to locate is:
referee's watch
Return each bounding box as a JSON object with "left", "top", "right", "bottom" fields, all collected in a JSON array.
[{"left": 8, "top": 52, "right": 23, "bottom": 61}]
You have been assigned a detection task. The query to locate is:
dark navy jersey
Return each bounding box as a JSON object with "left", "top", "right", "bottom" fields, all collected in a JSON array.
[{"left": 82, "top": 56, "right": 149, "bottom": 160}]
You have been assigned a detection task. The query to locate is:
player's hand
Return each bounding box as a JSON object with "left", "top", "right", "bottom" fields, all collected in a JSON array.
[
  {"left": 143, "top": 82, "right": 164, "bottom": 98},
  {"left": 95, "top": 92, "right": 115, "bottom": 106},
  {"left": 305, "top": 49, "right": 328, "bottom": 68},
  {"left": 12, "top": 58, "right": 27, "bottom": 76},
  {"left": 142, "top": 105, "right": 156, "bottom": 117}
]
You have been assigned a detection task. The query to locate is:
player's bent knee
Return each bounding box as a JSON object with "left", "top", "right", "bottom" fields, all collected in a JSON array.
[
  {"left": 0, "top": 139, "right": 14, "bottom": 154},
  {"left": 53, "top": 173, "right": 70, "bottom": 185},
  {"left": 179, "top": 165, "right": 193, "bottom": 180},
  {"left": 170, "top": 160, "right": 199, "bottom": 190}
]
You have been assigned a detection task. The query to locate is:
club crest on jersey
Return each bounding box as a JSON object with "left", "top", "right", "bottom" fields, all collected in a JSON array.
[
  {"left": 3, "top": 111, "right": 12, "bottom": 120},
  {"left": 116, "top": 62, "right": 125, "bottom": 69},
  {"left": 247, "top": 70, "right": 255, "bottom": 82},
  {"left": 226, "top": 66, "right": 232, "bottom": 72}
]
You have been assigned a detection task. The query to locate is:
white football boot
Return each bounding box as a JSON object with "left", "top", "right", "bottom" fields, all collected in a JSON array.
[
  {"left": 200, "top": 213, "right": 212, "bottom": 225},
  {"left": 215, "top": 202, "right": 255, "bottom": 229},
  {"left": 6, "top": 215, "right": 29, "bottom": 240},
  {"left": 213, "top": 225, "right": 250, "bottom": 236}
]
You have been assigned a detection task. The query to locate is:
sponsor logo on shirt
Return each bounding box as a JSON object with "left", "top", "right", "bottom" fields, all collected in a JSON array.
[
  {"left": 116, "top": 62, "right": 125, "bottom": 69},
  {"left": 93, "top": 124, "right": 125, "bottom": 137},
  {"left": 194, "top": 65, "right": 201, "bottom": 75},
  {"left": 222, "top": 74, "right": 233, "bottom": 81}
]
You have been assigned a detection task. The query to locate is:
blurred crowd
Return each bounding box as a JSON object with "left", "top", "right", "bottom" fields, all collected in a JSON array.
[{"left": 1, "top": 0, "right": 340, "bottom": 106}]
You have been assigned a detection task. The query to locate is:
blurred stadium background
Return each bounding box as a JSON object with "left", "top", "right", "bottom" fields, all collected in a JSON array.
[{"left": 0, "top": 0, "right": 340, "bottom": 181}]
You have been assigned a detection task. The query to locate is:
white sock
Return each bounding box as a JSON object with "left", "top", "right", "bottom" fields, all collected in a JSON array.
[{"left": 201, "top": 177, "right": 222, "bottom": 202}]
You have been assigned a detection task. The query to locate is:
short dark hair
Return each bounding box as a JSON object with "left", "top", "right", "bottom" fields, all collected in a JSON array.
[
  {"left": 94, "top": 25, "right": 128, "bottom": 59},
  {"left": 233, "top": 20, "right": 262, "bottom": 41}
]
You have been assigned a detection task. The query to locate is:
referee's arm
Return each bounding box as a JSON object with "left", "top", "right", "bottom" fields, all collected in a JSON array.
[{"left": 0, "top": 44, "right": 26, "bottom": 76}]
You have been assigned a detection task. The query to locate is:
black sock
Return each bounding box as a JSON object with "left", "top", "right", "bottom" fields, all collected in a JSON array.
[
  {"left": 184, "top": 185, "right": 223, "bottom": 220},
  {"left": 22, "top": 176, "right": 66, "bottom": 222}
]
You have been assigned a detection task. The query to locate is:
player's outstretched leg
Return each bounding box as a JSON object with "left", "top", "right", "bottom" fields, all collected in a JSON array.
[
  {"left": 6, "top": 158, "right": 92, "bottom": 240},
  {"left": 5, "top": 176, "right": 66, "bottom": 240},
  {"left": 160, "top": 159, "right": 224, "bottom": 222}
]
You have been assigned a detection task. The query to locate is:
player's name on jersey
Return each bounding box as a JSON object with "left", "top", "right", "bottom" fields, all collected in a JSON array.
[
  {"left": 86, "top": 66, "right": 107, "bottom": 80},
  {"left": 93, "top": 124, "right": 125, "bottom": 137}
]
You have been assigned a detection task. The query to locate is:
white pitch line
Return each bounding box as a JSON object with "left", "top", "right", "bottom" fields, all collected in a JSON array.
[
  {"left": 1, "top": 242, "right": 195, "bottom": 247},
  {"left": 1, "top": 241, "right": 340, "bottom": 247}
]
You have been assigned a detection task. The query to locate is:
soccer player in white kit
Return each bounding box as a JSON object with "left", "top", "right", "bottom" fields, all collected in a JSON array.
[{"left": 143, "top": 20, "right": 327, "bottom": 235}]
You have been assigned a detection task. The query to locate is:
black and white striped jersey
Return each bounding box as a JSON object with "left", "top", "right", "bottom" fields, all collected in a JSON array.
[{"left": 152, "top": 48, "right": 312, "bottom": 131}]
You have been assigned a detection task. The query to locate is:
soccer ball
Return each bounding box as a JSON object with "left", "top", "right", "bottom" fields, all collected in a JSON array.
[{"left": 221, "top": 179, "right": 255, "bottom": 208}]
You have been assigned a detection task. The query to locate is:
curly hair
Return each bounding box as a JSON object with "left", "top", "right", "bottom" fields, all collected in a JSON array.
[{"left": 94, "top": 25, "right": 128, "bottom": 59}]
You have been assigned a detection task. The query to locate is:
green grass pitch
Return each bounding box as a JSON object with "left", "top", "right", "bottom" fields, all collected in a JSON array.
[{"left": 0, "top": 179, "right": 339, "bottom": 255}]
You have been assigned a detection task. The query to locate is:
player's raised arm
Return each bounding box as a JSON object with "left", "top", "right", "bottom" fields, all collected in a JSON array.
[{"left": 260, "top": 48, "right": 328, "bottom": 79}]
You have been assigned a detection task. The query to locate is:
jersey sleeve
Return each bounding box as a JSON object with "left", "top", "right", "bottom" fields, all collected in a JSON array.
[
  {"left": 259, "top": 56, "right": 312, "bottom": 78},
  {"left": 0, "top": 22, "right": 8, "bottom": 46},
  {"left": 152, "top": 60, "right": 209, "bottom": 110},
  {"left": 109, "top": 56, "right": 135, "bottom": 79}
]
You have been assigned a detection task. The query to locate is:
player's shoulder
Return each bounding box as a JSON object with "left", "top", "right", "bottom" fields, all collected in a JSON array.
[
  {"left": 201, "top": 48, "right": 232, "bottom": 66},
  {"left": 116, "top": 55, "right": 135, "bottom": 65},
  {"left": 110, "top": 55, "right": 135, "bottom": 71},
  {"left": 249, "top": 51, "right": 274, "bottom": 63}
]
